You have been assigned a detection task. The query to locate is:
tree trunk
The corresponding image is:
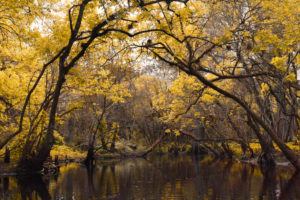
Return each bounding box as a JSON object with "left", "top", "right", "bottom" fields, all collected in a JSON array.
[
  {"left": 192, "top": 126, "right": 204, "bottom": 155},
  {"left": 17, "top": 67, "right": 66, "bottom": 172},
  {"left": 110, "top": 133, "right": 116, "bottom": 152},
  {"left": 247, "top": 114, "right": 276, "bottom": 167},
  {"left": 100, "top": 134, "right": 108, "bottom": 151},
  {"left": 84, "top": 146, "right": 95, "bottom": 166},
  {"left": 4, "top": 146, "right": 10, "bottom": 163}
]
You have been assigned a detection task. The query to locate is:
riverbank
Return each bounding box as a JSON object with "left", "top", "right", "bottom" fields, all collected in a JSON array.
[{"left": 1, "top": 141, "right": 299, "bottom": 174}]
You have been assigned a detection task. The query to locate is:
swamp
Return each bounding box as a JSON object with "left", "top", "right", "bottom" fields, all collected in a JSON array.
[{"left": 0, "top": 0, "right": 300, "bottom": 199}]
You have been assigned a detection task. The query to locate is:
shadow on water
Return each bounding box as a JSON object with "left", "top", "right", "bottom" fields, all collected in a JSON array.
[
  {"left": 0, "top": 174, "right": 51, "bottom": 200},
  {"left": 279, "top": 171, "right": 300, "bottom": 200},
  {"left": 259, "top": 166, "right": 277, "bottom": 200},
  {"left": 17, "top": 175, "right": 51, "bottom": 200},
  {"left": 0, "top": 155, "right": 300, "bottom": 199}
]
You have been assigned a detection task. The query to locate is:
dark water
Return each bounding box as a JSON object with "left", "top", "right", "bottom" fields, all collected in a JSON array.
[{"left": 0, "top": 155, "right": 300, "bottom": 200}]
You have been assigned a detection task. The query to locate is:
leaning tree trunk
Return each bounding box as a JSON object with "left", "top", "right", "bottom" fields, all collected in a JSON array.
[
  {"left": 17, "top": 68, "right": 66, "bottom": 172},
  {"left": 16, "top": 0, "right": 116, "bottom": 172},
  {"left": 18, "top": 0, "right": 95, "bottom": 171},
  {"left": 247, "top": 115, "right": 276, "bottom": 167},
  {"left": 190, "top": 70, "right": 300, "bottom": 170}
]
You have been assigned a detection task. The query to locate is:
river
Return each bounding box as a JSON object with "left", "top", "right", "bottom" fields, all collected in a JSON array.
[{"left": 0, "top": 155, "right": 299, "bottom": 199}]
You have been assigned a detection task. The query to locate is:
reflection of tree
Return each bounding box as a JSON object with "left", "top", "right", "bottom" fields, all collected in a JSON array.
[
  {"left": 97, "top": 164, "right": 119, "bottom": 199},
  {"left": 193, "top": 156, "right": 204, "bottom": 199},
  {"left": 259, "top": 167, "right": 277, "bottom": 200},
  {"left": 279, "top": 171, "right": 300, "bottom": 200},
  {"left": 3, "top": 177, "right": 9, "bottom": 192},
  {"left": 0, "top": 177, "right": 10, "bottom": 197},
  {"left": 5, "top": 157, "right": 300, "bottom": 200},
  {"left": 86, "top": 165, "right": 95, "bottom": 199},
  {"left": 240, "top": 165, "right": 254, "bottom": 199},
  {"left": 143, "top": 157, "right": 169, "bottom": 182},
  {"left": 17, "top": 175, "right": 51, "bottom": 200}
]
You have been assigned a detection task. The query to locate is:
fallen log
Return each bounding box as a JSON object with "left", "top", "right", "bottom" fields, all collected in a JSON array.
[{"left": 120, "top": 133, "right": 167, "bottom": 157}]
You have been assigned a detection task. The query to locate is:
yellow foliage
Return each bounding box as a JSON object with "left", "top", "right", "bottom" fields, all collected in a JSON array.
[
  {"left": 174, "top": 129, "right": 180, "bottom": 137},
  {"left": 270, "top": 56, "right": 288, "bottom": 72},
  {"left": 260, "top": 83, "right": 269, "bottom": 98},
  {"left": 50, "top": 145, "right": 85, "bottom": 160},
  {"left": 165, "top": 129, "right": 171, "bottom": 133},
  {"left": 285, "top": 74, "right": 297, "bottom": 82}
]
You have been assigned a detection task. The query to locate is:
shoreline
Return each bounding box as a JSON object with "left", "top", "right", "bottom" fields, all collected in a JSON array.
[{"left": 0, "top": 152, "right": 297, "bottom": 175}]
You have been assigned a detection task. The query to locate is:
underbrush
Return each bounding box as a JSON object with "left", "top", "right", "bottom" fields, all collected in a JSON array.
[{"left": 50, "top": 145, "right": 86, "bottom": 160}]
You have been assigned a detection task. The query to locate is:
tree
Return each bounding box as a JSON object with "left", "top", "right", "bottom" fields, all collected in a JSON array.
[
  {"left": 12, "top": 0, "right": 189, "bottom": 171},
  {"left": 0, "top": 0, "right": 298, "bottom": 171},
  {"left": 132, "top": 0, "right": 299, "bottom": 169}
]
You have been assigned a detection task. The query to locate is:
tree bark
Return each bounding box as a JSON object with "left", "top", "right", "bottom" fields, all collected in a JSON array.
[
  {"left": 84, "top": 146, "right": 95, "bottom": 166},
  {"left": 4, "top": 146, "right": 10, "bottom": 163}
]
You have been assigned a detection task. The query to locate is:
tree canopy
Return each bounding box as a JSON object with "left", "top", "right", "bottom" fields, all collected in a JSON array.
[{"left": 0, "top": 0, "right": 299, "bottom": 171}]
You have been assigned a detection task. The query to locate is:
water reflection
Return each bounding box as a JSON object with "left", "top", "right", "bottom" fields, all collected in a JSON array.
[
  {"left": 18, "top": 175, "right": 51, "bottom": 200},
  {"left": 0, "top": 155, "right": 299, "bottom": 199}
]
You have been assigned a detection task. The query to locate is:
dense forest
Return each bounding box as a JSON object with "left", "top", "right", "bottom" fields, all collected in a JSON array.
[{"left": 0, "top": 0, "right": 299, "bottom": 173}]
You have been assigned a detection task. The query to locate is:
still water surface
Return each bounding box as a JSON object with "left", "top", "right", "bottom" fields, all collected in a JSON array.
[{"left": 0, "top": 155, "right": 299, "bottom": 200}]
